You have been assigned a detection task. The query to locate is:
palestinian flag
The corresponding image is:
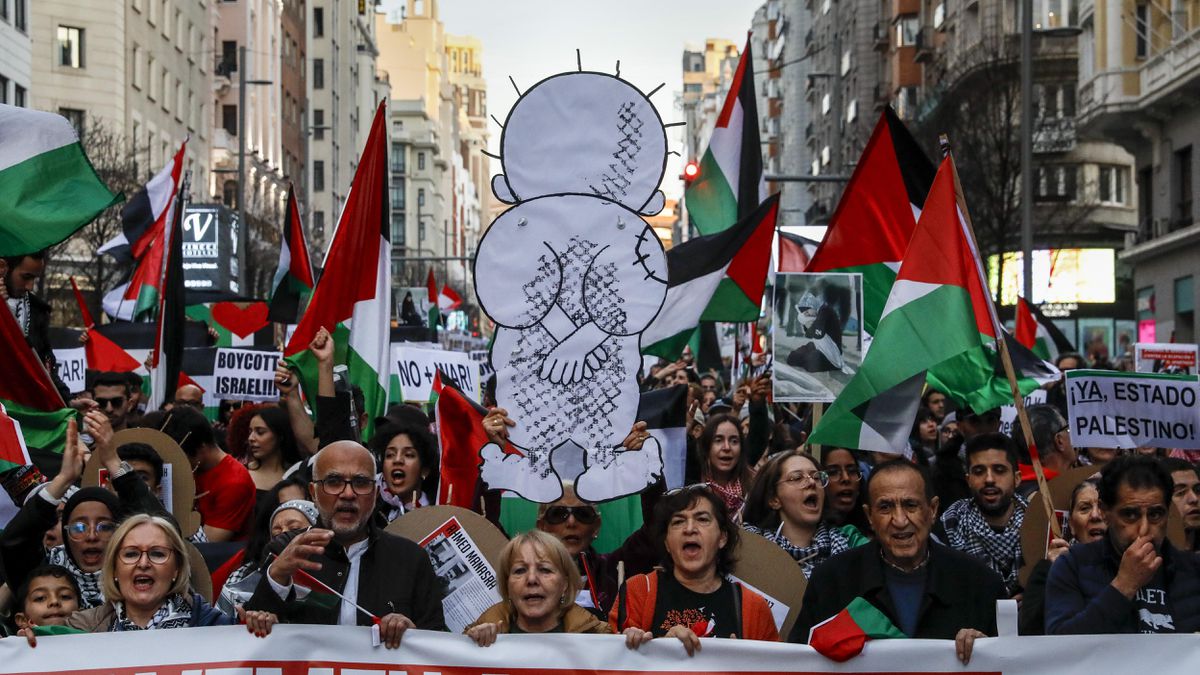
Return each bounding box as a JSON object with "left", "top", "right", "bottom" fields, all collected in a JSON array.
[
  {"left": 146, "top": 172, "right": 187, "bottom": 411},
  {"left": 811, "top": 157, "right": 1052, "bottom": 454},
  {"left": 778, "top": 231, "right": 820, "bottom": 272},
  {"left": 285, "top": 101, "right": 391, "bottom": 440},
  {"left": 0, "top": 403, "right": 34, "bottom": 473},
  {"left": 684, "top": 38, "right": 766, "bottom": 235},
  {"left": 0, "top": 295, "right": 73, "bottom": 454},
  {"left": 187, "top": 302, "right": 273, "bottom": 347},
  {"left": 425, "top": 268, "right": 440, "bottom": 329},
  {"left": 0, "top": 104, "right": 122, "bottom": 256},
  {"left": 1015, "top": 297, "right": 1073, "bottom": 362},
  {"left": 71, "top": 277, "right": 141, "bottom": 372},
  {"left": 267, "top": 185, "right": 315, "bottom": 323},
  {"left": 805, "top": 108, "right": 936, "bottom": 335},
  {"left": 642, "top": 195, "right": 778, "bottom": 360},
  {"left": 808, "top": 597, "right": 905, "bottom": 662},
  {"left": 438, "top": 284, "right": 462, "bottom": 312},
  {"left": 636, "top": 384, "right": 688, "bottom": 488},
  {"left": 99, "top": 140, "right": 187, "bottom": 264}
]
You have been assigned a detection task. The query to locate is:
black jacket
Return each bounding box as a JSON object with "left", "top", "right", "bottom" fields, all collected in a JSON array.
[
  {"left": 1045, "top": 536, "right": 1200, "bottom": 634},
  {"left": 244, "top": 523, "right": 447, "bottom": 630},
  {"left": 789, "top": 541, "right": 1005, "bottom": 642}
]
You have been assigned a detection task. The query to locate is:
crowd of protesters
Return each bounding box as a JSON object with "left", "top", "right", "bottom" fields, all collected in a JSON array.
[{"left": 1, "top": 252, "right": 1199, "bottom": 663}]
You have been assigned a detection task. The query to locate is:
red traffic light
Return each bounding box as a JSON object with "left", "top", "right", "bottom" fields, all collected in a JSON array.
[{"left": 683, "top": 160, "right": 700, "bottom": 181}]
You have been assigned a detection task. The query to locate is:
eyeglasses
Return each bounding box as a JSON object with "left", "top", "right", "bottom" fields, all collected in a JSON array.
[
  {"left": 95, "top": 396, "right": 126, "bottom": 409},
  {"left": 1115, "top": 505, "right": 1168, "bottom": 525},
  {"left": 824, "top": 466, "right": 862, "bottom": 482},
  {"left": 543, "top": 505, "right": 599, "bottom": 525},
  {"left": 665, "top": 483, "right": 712, "bottom": 498},
  {"left": 778, "top": 470, "right": 829, "bottom": 489},
  {"left": 118, "top": 546, "right": 174, "bottom": 566},
  {"left": 314, "top": 475, "right": 375, "bottom": 495},
  {"left": 66, "top": 520, "right": 117, "bottom": 541}
]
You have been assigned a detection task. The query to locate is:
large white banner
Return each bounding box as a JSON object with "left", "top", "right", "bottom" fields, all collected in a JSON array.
[
  {"left": 1066, "top": 369, "right": 1200, "bottom": 449},
  {"left": 2, "top": 625, "right": 1199, "bottom": 675}
]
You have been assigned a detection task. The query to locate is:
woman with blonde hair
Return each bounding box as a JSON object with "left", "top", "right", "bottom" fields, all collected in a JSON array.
[
  {"left": 16, "top": 514, "right": 277, "bottom": 643},
  {"left": 465, "top": 530, "right": 613, "bottom": 645}
]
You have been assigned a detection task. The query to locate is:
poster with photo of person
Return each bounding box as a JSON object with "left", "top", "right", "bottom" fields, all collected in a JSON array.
[{"left": 771, "top": 273, "right": 863, "bottom": 402}]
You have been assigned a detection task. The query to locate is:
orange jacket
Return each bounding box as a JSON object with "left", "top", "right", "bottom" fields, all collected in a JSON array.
[{"left": 609, "top": 571, "right": 780, "bottom": 642}]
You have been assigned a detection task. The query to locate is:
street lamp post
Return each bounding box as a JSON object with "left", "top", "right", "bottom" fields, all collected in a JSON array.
[
  {"left": 1021, "top": 0, "right": 1035, "bottom": 304},
  {"left": 237, "top": 45, "right": 273, "bottom": 295}
]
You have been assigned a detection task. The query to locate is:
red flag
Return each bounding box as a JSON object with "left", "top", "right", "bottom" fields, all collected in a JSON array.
[
  {"left": 1015, "top": 296, "right": 1038, "bottom": 350},
  {"left": 435, "top": 372, "right": 518, "bottom": 510},
  {"left": 0, "top": 403, "right": 33, "bottom": 472},
  {"left": 426, "top": 268, "right": 438, "bottom": 305}
]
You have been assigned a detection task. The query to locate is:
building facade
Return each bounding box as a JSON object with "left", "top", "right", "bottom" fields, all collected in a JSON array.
[
  {"left": 1078, "top": 0, "right": 1200, "bottom": 343},
  {"left": 0, "top": 0, "right": 30, "bottom": 106}
]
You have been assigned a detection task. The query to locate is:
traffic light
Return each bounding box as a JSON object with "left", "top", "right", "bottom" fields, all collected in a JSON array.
[{"left": 682, "top": 159, "right": 700, "bottom": 184}]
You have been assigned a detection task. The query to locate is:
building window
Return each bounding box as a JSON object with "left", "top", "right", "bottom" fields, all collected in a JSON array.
[
  {"left": 14, "top": 0, "right": 25, "bottom": 31},
  {"left": 821, "top": 146, "right": 831, "bottom": 166},
  {"left": 841, "top": 50, "right": 851, "bottom": 75},
  {"left": 161, "top": 70, "right": 171, "bottom": 112},
  {"left": 846, "top": 99, "right": 858, "bottom": 123},
  {"left": 391, "top": 177, "right": 406, "bottom": 208},
  {"left": 313, "top": 109, "right": 325, "bottom": 140},
  {"left": 314, "top": 160, "right": 325, "bottom": 192},
  {"left": 418, "top": 152, "right": 426, "bottom": 170},
  {"left": 57, "top": 26, "right": 84, "bottom": 68},
  {"left": 1135, "top": 4, "right": 1149, "bottom": 58},
  {"left": 59, "top": 108, "right": 85, "bottom": 137},
  {"left": 821, "top": 93, "right": 831, "bottom": 115},
  {"left": 391, "top": 213, "right": 405, "bottom": 245},
  {"left": 1036, "top": 83, "right": 1076, "bottom": 119},
  {"left": 313, "top": 211, "right": 325, "bottom": 238},
  {"left": 313, "top": 6, "right": 324, "bottom": 37},
  {"left": 1098, "top": 165, "right": 1127, "bottom": 205},
  {"left": 934, "top": 2, "right": 946, "bottom": 28},
  {"left": 0, "top": 74, "right": 7, "bottom": 104},
  {"left": 1174, "top": 146, "right": 1193, "bottom": 228},
  {"left": 1035, "top": 164, "right": 1078, "bottom": 202},
  {"left": 222, "top": 104, "right": 237, "bottom": 136},
  {"left": 897, "top": 16, "right": 919, "bottom": 46},
  {"left": 13, "top": 84, "right": 24, "bottom": 107},
  {"left": 391, "top": 142, "right": 406, "bottom": 173},
  {"left": 220, "top": 41, "right": 237, "bottom": 75},
  {"left": 418, "top": 188, "right": 426, "bottom": 207},
  {"left": 683, "top": 82, "right": 702, "bottom": 93},
  {"left": 1138, "top": 166, "right": 1153, "bottom": 236},
  {"left": 1, "top": 0, "right": 8, "bottom": 21},
  {"left": 313, "top": 59, "right": 324, "bottom": 89},
  {"left": 896, "top": 86, "right": 919, "bottom": 119}
]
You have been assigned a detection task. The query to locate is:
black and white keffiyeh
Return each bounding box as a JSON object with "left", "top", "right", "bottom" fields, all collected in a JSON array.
[
  {"left": 45, "top": 544, "right": 104, "bottom": 608},
  {"left": 940, "top": 495, "right": 1028, "bottom": 594},
  {"left": 744, "top": 523, "right": 853, "bottom": 578},
  {"left": 111, "top": 593, "right": 193, "bottom": 631}
]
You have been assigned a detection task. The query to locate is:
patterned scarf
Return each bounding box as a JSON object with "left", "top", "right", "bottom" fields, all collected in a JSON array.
[
  {"left": 744, "top": 523, "right": 853, "bottom": 578},
  {"left": 46, "top": 545, "right": 104, "bottom": 608},
  {"left": 940, "top": 494, "right": 1028, "bottom": 594},
  {"left": 375, "top": 474, "right": 428, "bottom": 523},
  {"left": 111, "top": 593, "right": 193, "bottom": 631},
  {"left": 707, "top": 479, "right": 744, "bottom": 520}
]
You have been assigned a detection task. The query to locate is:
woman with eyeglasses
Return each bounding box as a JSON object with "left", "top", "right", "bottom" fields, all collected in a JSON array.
[
  {"left": 14, "top": 514, "right": 278, "bottom": 644},
  {"left": 1, "top": 413, "right": 161, "bottom": 610},
  {"left": 820, "top": 447, "right": 872, "bottom": 538},
  {"left": 743, "top": 451, "right": 863, "bottom": 577},
  {"left": 611, "top": 485, "right": 779, "bottom": 655},
  {"left": 465, "top": 530, "right": 613, "bottom": 645}
]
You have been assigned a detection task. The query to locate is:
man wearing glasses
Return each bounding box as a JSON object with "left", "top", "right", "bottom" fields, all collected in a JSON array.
[
  {"left": 90, "top": 371, "right": 136, "bottom": 432},
  {"left": 245, "top": 441, "right": 446, "bottom": 647},
  {"left": 1045, "top": 455, "right": 1200, "bottom": 634}
]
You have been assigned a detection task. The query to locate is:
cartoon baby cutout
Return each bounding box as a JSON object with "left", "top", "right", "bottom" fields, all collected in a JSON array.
[{"left": 474, "top": 70, "right": 670, "bottom": 503}]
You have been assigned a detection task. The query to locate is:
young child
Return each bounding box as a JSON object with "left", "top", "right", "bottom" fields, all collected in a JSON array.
[{"left": 13, "top": 564, "right": 81, "bottom": 632}]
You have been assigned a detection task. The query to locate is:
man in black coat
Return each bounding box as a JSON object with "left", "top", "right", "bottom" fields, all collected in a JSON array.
[
  {"left": 245, "top": 441, "right": 446, "bottom": 646},
  {"left": 790, "top": 460, "right": 1005, "bottom": 665}
]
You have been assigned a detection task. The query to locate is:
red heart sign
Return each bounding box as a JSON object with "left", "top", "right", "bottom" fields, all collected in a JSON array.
[{"left": 210, "top": 301, "right": 270, "bottom": 338}]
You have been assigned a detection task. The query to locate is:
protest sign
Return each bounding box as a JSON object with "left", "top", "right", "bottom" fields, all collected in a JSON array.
[
  {"left": 998, "top": 389, "right": 1047, "bottom": 435},
  {"left": 212, "top": 347, "right": 281, "bottom": 401},
  {"left": 772, "top": 273, "right": 863, "bottom": 402},
  {"left": 386, "top": 506, "right": 506, "bottom": 634},
  {"left": 5, "top": 623, "right": 1200, "bottom": 675},
  {"left": 1065, "top": 369, "right": 1200, "bottom": 449},
  {"left": 52, "top": 347, "right": 87, "bottom": 394},
  {"left": 391, "top": 344, "right": 479, "bottom": 402},
  {"left": 1136, "top": 342, "right": 1199, "bottom": 375}
]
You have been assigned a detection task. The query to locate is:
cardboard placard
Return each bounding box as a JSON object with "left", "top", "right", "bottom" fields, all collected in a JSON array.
[
  {"left": 53, "top": 347, "right": 87, "bottom": 394},
  {"left": 213, "top": 348, "right": 281, "bottom": 401},
  {"left": 83, "top": 428, "right": 202, "bottom": 539},
  {"left": 391, "top": 345, "right": 479, "bottom": 402},
  {"left": 730, "top": 529, "right": 808, "bottom": 640},
  {"left": 1065, "top": 370, "right": 1200, "bottom": 449}
]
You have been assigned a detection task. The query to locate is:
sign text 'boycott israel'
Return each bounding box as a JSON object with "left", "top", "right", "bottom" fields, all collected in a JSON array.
[
  {"left": 213, "top": 347, "right": 281, "bottom": 401},
  {"left": 1066, "top": 369, "right": 1200, "bottom": 449}
]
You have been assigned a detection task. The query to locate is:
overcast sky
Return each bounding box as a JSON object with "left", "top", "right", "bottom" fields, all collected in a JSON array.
[{"left": 378, "top": 0, "right": 762, "bottom": 199}]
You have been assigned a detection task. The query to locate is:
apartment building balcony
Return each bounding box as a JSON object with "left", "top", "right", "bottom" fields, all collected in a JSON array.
[
  {"left": 1079, "top": 27, "right": 1200, "bottom": 141},
  {"left": 915, "top": 28, "right": 934, "bottom": 62},
  {"left": 1033, "top": 117, "right": 1077, "bottom": 154},
  {"left": 874, "top": 21, "right": 890, "bottom": 52}
]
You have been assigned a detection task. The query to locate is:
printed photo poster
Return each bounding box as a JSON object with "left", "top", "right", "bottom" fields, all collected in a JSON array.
[
  {"left": 416, "top": 516, "right": 501, "bottom": 633},
  {"left": 771, "top": 273, "right": 863, "bottom": 402},
  {"left": 1135, "top": 342, "right": 1199, "bottom": 375}
]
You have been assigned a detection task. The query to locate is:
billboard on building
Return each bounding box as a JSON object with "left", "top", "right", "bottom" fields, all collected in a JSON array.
[
  {"left": 182, "top": 204, "right": 240, "bottom": 298},
  {"left": 987, "top": 248, "right": 1116, "bottom": 305}
]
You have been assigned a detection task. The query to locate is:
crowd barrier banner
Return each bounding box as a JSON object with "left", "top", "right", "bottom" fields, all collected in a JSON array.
[{"left": 3, "top": 624, "right": 1199, "bottom": 675}]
